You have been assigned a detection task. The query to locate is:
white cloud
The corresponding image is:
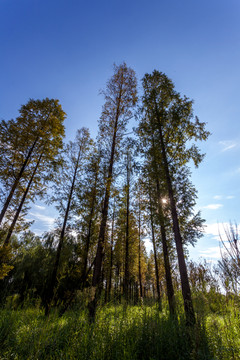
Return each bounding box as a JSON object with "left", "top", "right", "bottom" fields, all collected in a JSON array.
[
  {"left": 219, "top": 140, "right": 237, "bottom": 152},
  {"left": 144, "top": 237, "right": 153, "bottom": 254},
  {"left": 213, "top": 195, "right": 222, "bottom": 200},
  {"left": 204, "top": 222, "right": 240, "bottom": 241},
  {"left": 204, "top": 223, "right": 227, "bottom": 238},
  {"left": 33, "top": 228, "right": 46, "bottom": 236},
  {"left": 193, "top": 223, "right": 240, "bottom": 261},
  {"left": 213, "top": 195, "right": 234, "bottom": 200},
  {"left": 29, "top": 212, "right": 55, "bottom": 227},
  {"left": 199, "top": 246, "right": 221, "bottom": 259},
  {"left": 34, "top": 204, "right": 46, "bottom": 210},
  {"left": 203, "top": 204, "right": 223, "bottom": 210}
]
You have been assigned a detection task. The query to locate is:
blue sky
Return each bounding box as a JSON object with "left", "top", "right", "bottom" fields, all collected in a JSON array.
[{"left": 1, "top": 0, "right": 240, "bottom": 262}]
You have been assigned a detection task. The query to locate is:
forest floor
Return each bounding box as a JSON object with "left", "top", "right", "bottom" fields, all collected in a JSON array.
[{"left": 0, "top": 301, "right": 240, "bottom": 360}]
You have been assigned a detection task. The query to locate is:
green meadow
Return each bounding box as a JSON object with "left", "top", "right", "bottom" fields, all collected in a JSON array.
[{"left": 1, "top": 296, "right": 240, "bottom": 360}]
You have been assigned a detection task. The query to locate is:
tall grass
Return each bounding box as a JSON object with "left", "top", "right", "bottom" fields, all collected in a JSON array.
[{"left": 0, "top": 301, "right": 239, "bottom": 359}]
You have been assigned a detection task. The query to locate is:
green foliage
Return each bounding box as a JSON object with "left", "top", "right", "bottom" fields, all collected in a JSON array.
[{"left": 0, "top": 98, "right": 66, "bottom": 236}]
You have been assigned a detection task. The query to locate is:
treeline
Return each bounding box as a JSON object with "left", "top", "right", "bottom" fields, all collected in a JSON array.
[{"left": 0, "top": 63, "right": 230, "bottom": 324}]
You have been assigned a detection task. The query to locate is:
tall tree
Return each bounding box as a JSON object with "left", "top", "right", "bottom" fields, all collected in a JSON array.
[
  {"left": 140, "top": 71, "right": 209, "bottom": 324},
  {"left": 88, "top": 63, "right": 137, "bottom": 320}
]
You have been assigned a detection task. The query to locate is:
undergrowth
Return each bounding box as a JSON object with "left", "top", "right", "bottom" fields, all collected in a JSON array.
[{"left": 0, "top": 302, "right": 239, "bottom": 360}]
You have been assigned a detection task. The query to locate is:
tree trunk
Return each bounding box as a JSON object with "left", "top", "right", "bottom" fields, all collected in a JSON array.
[
  {"left": 157, "top": 116, "right": 195, "bottom": 325},
  {"left": 124, "top": 152, "right": 130, "bottom": 301},
  {"left": 89, "top": 98, "right": 121, "bottom": 321},
  {"left": 138, "top": 198, "right": 143, "bottom": 299},
  {"left": 151, "top": 134, "right": 175, "bottom": 315},
  {"left": 149, "top": 190, "right": 162, "bottom": 310},
  {"left": 0, "top": 137, "right": 39, "bottom": 226},
  {"left": 0, "top": 112, "right": 52, "bottom": 226},
  {"left": 81, "top": 170, "right": 98, "bottom": 288},
  {"left": 107, "top": 205, "right": 115, "bottom": 302},
  {"left": 45, "top": 147, "right": 81, "bottom": 316},
  {"left": 4, "top": 151, "right": 43, "bottom": 245}
]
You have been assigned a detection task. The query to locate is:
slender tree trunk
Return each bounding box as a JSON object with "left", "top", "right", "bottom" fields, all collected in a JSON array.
[
  {"left": 107, "top": 205, "right": 115, "bottom": 302},
  {"left": 151, "top": 134, "right": 175, "bottom": 315},
  {"left": 157, "top": 115, "right": 195, "bottom": 325},
  {"left": 159, "top": 215, "right": 176, "bottom": 315},
  {"left": 138, "top": 198, "right": 143, "bottom": 299},
  {"left": 149, "top": 190, "right": 162, "bottom": 310},
  {"left": 0, "top": 137, "right": 39, "bottom": 226},
  {"left": 155, "top": 178, "right": 176, "bottom": 315},
  {"left": 45, "top": 147, "right": 81, "bottom": 316},
  {"left": 4, "top": 152, "right": 43, "bottom": 245},
  {"left": 89, "top": 99, "right": 121, "bottom": 321},
  {"left": 92, "top": 115, "right": 118, "bottom": 287},
  {"left": 81, "top": 170, "right": 98, "bottom": 288},
  {"left": 0, "top": 112, "right": 52, "bottom": 226},
  {"left": 124, "top": 152, "right": 130, "bottom": 301}
]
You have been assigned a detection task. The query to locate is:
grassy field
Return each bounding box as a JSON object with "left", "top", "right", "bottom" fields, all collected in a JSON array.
[{"left": 0, "top": 301, "right": 240, "bottom": 360}]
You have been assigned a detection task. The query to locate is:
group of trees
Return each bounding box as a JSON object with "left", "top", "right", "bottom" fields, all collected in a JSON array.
[{"left": 2, "top": 62, "right": 233, "bottom": 324}]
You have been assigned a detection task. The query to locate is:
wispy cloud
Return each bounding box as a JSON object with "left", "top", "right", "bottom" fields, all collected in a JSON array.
[
  {"left": 29, "top": 212, "right": 55, "bottom": 227},
  {"left": 219, "top": 140, "right": 238, "bottom": 152},
  {"left": 203, "top": 204, "right": 223, "bottom": 210},
  {"left": 199, "top": 246, "right": 221, "bottom": 259},
  {"left": 213, "top": 195, "right": 234, "bottom": 200},
  {"left": 34, "top": 204, "right": 46, "bottom": 210},
  {"left": 213, "top": 195, "right": 222, "bottom": 200}
]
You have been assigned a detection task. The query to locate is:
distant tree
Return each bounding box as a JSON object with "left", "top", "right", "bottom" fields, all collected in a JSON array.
[
  {"left": 0, "top": 231, "right": 54, "bottom": 306},
  {"left": 218, "top": 223, "right": 240, "bottom": 294}
]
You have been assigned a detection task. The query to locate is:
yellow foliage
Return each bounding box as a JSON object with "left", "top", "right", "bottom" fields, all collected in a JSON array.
[{"left": 0, "top": 244, "right": 14, "bottom": 280}]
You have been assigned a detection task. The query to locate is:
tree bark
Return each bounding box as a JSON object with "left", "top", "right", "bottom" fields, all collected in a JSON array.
[
  {"left": 124, "top": 152, "right": 130, "bottom": 301},
  {"left": 149, "top": 190, "right": 162, "bottom": 311},
  {"left": 89, "top": 94, "right": 122, "bottom": 321},
  {"left": 151, "top": 134, "right": 175, "bottom": 315},
  {"left": 107, "top": 204, "right": 115, "bottom": 302},
  {"left": 157, "top": 114, "right": 195, "bottom": 325},
  {"left": 0, "top": 137, "right": 39, "bottom": 225},
  {"left": 45, "top": 146, "right": 81, "bottom": 316},
  {"left": 138, "top": 197, "right": 143, "bottom": 299},
  {"left": 4, "top": 151, "right": 43, "bottom": 245},
  {"left": 81, "top": 169, "right": 98, "bottom": 288},
  {"left": 0, "top": 112, "right": 52, "bottom": 226}
]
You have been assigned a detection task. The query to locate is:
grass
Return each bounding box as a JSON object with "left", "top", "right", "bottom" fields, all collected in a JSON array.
[{"left": 0, "top": 302, "right": 240, "bottom": 360}]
